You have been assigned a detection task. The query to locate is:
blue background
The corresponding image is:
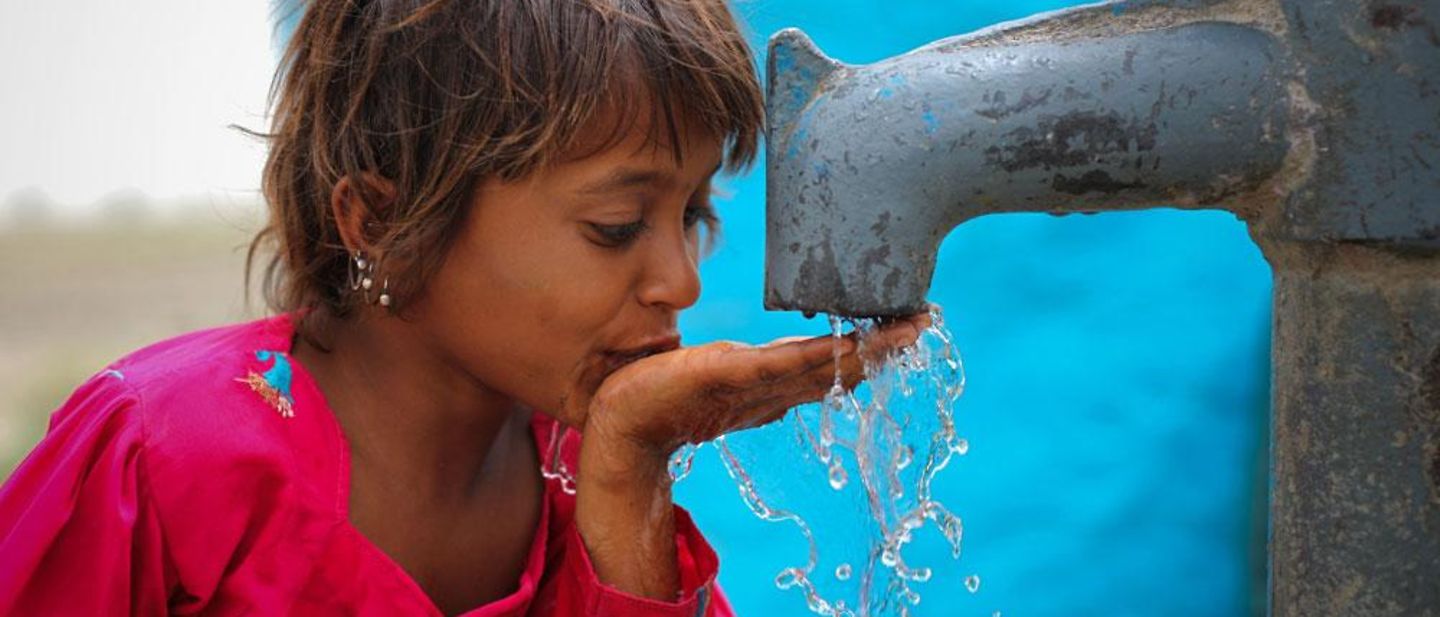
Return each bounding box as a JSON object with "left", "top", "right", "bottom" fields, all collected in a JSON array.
[
  {"left": 268, "top": 2, "right": 1274, "bottom": 614},
  {"left": 667, "top": 2, "right": 1272, "bottom": 616}
]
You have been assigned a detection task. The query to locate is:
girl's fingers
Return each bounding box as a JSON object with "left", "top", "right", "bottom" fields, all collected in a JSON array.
[
  {"left": 706, "top": 325, "right": 929, "bottom": 439},
  {"left": 692, "top": 312, "right": 930, "bottom": 420},
  {"left": 717, "top": 318, "right": 920, "bottom": 404},
  {"left": 858, "top": 314, "right": 928, "bottom": 363},
  {"left": 710, "top": 312, "right": 926, "bottom": 388},
  {"left": 730, "top": 398, "right": 794, "bottom": 433},
  {"left": 726, "top": 354, "right": 859, "bottom": 431},
  {"left": 720, "top": 335, "right": 851, "bottom": 385},
  {"left": 759, "top": 335, "right": 817, "bottom": 348}
]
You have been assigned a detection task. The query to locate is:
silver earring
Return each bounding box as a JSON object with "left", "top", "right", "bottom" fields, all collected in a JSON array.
[
  {"left": 350, "top": 250, "right": 393, "bottom": 309},
  {"left": 349, "top": 251, "right": 379, "bottom": 303},
  {"left": 348, "top": 251, "right": 370, "bottom": 293}
]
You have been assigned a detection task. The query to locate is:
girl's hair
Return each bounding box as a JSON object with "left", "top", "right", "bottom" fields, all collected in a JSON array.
[{"left": 249, "top": 0, "right": 763, "bottom": 345}]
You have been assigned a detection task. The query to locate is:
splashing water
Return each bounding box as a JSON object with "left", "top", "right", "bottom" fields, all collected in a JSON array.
[
  {"left": 712, "top": 305, "right": 971, "bottom": 616},
  {"left": 541, "top": 421, "right": 577, "bottom": 496},
  {"left": 669, "top": 443, "right": 699, "bottom": 482}
]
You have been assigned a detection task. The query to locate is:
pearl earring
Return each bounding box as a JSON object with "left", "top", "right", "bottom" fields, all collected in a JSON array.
[
  {"left": 349, "top": 251, "right": 394, "bottom": 310},
  {"left": 348, "top": 251, "right": 372, "bottom": 295}
]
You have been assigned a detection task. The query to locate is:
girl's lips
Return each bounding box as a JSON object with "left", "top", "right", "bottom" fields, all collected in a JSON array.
[{"left": 604, "top": 334, "right": 681, "bottom": 372}]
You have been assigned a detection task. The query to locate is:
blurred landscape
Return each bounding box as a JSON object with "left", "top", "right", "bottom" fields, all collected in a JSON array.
[{"left": 0, "top": 195, "right": 263, "bottom": 474}]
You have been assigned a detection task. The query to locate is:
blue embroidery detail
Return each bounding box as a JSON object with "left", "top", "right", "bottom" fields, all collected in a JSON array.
[
  {"left": 254, "top": 350, "right": 294, "bottom": 401},
  {"left": 237, "top": 349, "right": 297, "bottom": 418},
  {"left": 103, "top": 369, "right": 125, "bottom": 381}
]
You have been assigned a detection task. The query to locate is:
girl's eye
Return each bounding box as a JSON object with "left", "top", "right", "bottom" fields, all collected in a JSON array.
[
  {"left": 684, "top": 199, "right": 717, "bottom": 230},
  {"left": 590, "top": 220, "right": 649, "bottom": 247},
  {"left": 589, "top": 197, "right": 717, "bottom": 248}
]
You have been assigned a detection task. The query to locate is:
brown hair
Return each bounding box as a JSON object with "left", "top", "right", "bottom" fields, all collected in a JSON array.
[{"left": 249, "top": 0, "right": 763, "bottom": 344}]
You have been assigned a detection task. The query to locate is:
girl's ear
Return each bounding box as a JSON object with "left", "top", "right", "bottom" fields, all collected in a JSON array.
[{"left": 330, "top": 173, "right": 398, "bottom": 255}]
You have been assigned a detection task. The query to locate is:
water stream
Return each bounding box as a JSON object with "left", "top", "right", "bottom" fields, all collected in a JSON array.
[{"left": 710, "top": 305, "right": 971, "bottom": 616}]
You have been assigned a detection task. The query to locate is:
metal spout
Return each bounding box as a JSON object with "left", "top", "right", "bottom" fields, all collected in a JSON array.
[{"left": 763, "top": 0, "right": 1438, "bottom": 317}]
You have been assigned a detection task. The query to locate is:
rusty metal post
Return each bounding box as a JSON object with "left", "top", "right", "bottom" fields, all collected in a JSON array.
[{"left": 762, "top": 0, "right": 1440, "bottom": 614}]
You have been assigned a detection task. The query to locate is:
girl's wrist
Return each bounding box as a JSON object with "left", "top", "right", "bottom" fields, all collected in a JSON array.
[
  {"left": 578, "top": 395, "right": 678, "bottom": 489},
  {"left": 577, "top": 423, "right": 672, "bottom": 493},
  {"left": 573, "top": 424, "right": 681, "bottom": 601}
]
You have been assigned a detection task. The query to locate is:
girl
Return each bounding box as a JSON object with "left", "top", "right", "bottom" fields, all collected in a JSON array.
[{"left": 0, "top": 0, "right": 926, "bottom": 615}]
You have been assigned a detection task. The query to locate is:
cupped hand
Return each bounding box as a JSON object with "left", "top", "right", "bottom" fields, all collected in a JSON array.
[{"left": 579, "top": 311, "right": 932, "bottom": 478}]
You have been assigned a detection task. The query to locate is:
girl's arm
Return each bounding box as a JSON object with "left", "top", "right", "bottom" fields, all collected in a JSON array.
[
  {"left": 0, "top": 372, "right": 170, "bottom": 615},
  {"left": 574, "top": 437, "right": 679, "bottom": 600}
]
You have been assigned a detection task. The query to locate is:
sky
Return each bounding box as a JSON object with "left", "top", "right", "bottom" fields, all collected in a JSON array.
[{"left": 0, "top": 2, "right": 275, "bottom": 212}]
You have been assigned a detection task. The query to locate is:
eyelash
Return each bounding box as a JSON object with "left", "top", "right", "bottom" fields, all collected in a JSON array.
[{"left": 591, "top": 200, "right": 716, "bottom": 248}]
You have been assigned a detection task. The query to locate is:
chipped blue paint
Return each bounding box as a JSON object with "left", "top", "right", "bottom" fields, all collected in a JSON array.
[
  {"left": 921, "top": 110, "right": 940, "bottom": 135},
  {"left": 810, "top": 161, "right": 831, "bottom": 180},
  {"left": 785, "top": 102, "right": 823, "bottom": 160},
  {"left": 773, "top": 41, "right": 796, "bottom": 74},
  {"left": 771, "top": 43, "right": 815, "bottom": 124},
  {"left": 787, "top": 125, "right": 807, "bottom": 160}
]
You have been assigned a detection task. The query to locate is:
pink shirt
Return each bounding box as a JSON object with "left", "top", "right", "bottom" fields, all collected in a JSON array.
[{"left": 0, "top": 314, "right": 734, "bottom": 616}]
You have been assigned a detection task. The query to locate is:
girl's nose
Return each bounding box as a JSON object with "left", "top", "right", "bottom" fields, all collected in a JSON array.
[{"left": 637, "top": 227, "right": 701, "bottom": 311}]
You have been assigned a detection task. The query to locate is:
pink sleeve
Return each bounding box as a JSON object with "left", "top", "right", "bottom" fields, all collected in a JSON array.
[
  {"left": 0, "top": 372, "right": 171, "bottom": 616},
  {"left": 535, "top": 506, "right": 736, "bottom": 617}
]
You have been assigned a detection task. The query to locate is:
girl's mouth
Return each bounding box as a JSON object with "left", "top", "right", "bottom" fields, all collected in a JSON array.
[{"left": 604, "top": 334, "right": 681, "bottom": 374}]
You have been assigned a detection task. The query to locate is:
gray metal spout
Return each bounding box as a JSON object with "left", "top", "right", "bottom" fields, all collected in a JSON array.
[
  {"left": 764, "top": 0, "right": 1440, "bottom": 614},
  {"left": 764, "top": 0, "right": 1438, "bottom": 317}
]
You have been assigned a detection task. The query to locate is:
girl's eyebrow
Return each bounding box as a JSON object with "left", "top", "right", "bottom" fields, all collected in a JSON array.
[
  {"left": 577, "top": 168, "right": 669, "bottom": 195},
  {"left": 576, "top": 162, "right": 722, "bottom": 196}
]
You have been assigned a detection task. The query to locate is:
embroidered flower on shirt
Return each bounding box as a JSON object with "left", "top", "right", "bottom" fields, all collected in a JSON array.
[{"left": 237, "top": 350, "right": 296, "bottom": 418}]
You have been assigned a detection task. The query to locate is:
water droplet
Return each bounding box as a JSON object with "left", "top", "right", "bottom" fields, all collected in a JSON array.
[
  {"left": 897, "top": 444, "right": 914, "bottom": 469},
  {"left": 775, "top": 568, "right": 801, "bottom": 590},
  {"left": 828, "top": 460, "right": 848, "bottom": 489},
  {"left": 834, "top": 563, "right": 852, "bottom": 580},
  {"left": 667, "top": 443, "right": 698, "bottom": 482},
  {"left": 953, "top": 438, "right": 970, "bottom": 456},
  {"left": 965, "top": 575, "right": 981, "bottom": 593}
]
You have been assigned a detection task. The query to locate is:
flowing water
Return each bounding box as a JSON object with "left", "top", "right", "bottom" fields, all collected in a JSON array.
[
  {"left": 543, "top": 305, "right": 973, "bottom": 616},
  {"left": 711, "top": 305, "right": 971, "bottom": 616}
]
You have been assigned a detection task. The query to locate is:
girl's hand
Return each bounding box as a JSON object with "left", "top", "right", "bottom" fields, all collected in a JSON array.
[
  {"left": 571, "top": 311, "right": 930, "bottom": 600},
  {"left": 580, "top": 311, "right": 932, "bottom": 481}
]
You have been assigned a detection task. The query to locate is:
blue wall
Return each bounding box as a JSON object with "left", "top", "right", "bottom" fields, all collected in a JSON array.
[{"left": 671, "top": 2, "right": 1272, "bottom": 616}]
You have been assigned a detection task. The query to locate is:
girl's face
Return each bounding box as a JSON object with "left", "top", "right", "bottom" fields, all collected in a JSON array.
[{"left": 410, "top": 113, "right": 724, "bottom": 426}]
